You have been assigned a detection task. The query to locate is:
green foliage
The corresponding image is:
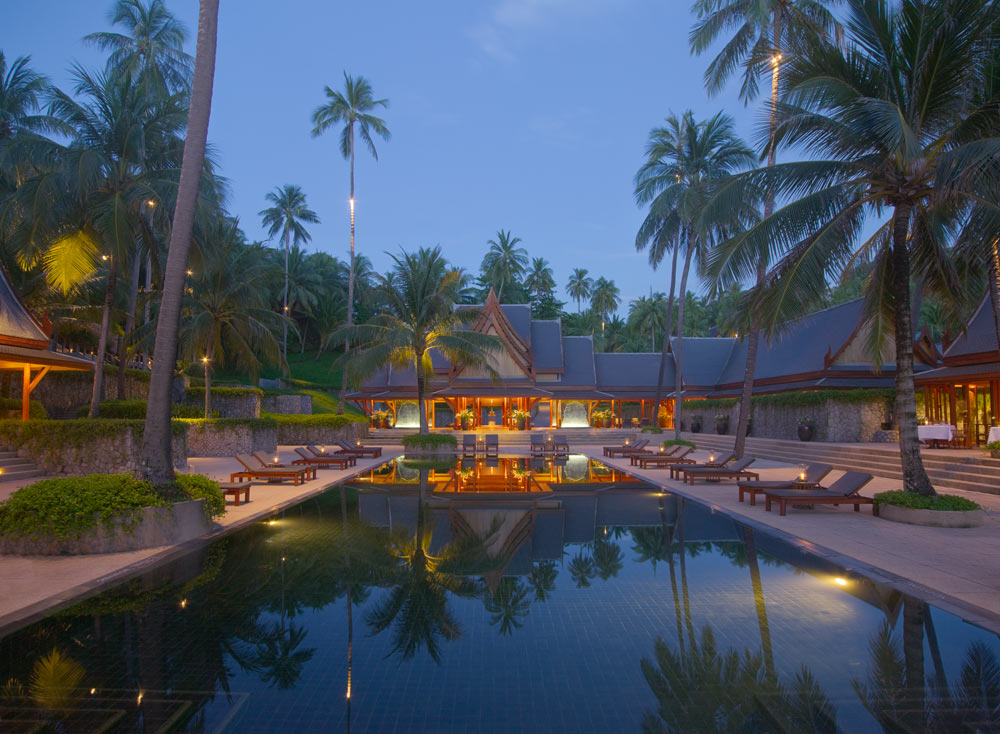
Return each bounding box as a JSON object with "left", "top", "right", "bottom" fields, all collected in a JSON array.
[
  {"left": 664, "top": 439, "right": 696, "bottom": 448},
  {"left": 0, "top": 398, "right": 46, "bottom": 419},
  {"left": 686, "top": 389, "right": 894, "bottom": 414},
  {"left": 178, "top": 417, "right": 277, "bottom": 430},
  {"left": 265, "top": 413, "right": 366, "bottom": 429},
  {"left": 77, "top": 400, "right": 208, "bottom": 419},
  {"left": 986, "top": 442, "right": 1000, "bottom": 452},
  {"left": 185, "top": 386, "right": 263, "bottom": 400},
  {"left": 0, "top": 420, "right": 185, "bottom": 463},
  {"left": 401, "top": 433, "right": 458, "bottom": 451},
  {"left": 174, "top": 473, "right": 225, "bottom": 519},
  {"left": 641, "top": 426, "right": 663, "bottom": 434},
  {"left": 873, "top": 491, "right": 980, "bottom": 512},
  {"left": 400, "top": 458, "right": 456, "bottom": 471}
]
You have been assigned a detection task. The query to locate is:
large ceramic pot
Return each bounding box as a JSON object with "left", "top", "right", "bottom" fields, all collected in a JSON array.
[
  {"left": 516, "top": 417, "right": 527, "bottom": 430},
  {"left": 690, "top": 418, "right": 702, "bottom": 434},
  {"left": 715, "top": 420, "right": 729, "bottom": 435},
  {"left": 797, "top": 424, "right": 815, "bottom": 442},
  {"left": 460, "top": 416, "right": 473, "bottom": 430},
  {"left": 593, "top": 417, "right": 603, "bottom": 429}
]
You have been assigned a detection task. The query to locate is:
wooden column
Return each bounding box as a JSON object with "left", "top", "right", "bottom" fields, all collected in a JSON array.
[{"left": 21, "top": 364, "right": 30, "bottom": 421}]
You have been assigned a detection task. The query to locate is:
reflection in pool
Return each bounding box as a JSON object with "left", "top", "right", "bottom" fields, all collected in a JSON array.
[{"left": 0, "top": 459, "right": 997, "bottom": 733}]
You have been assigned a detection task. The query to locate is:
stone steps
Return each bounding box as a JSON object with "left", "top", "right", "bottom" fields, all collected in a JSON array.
[
  {"left": 688, "top": 434, "right": 1000, "bottom": 496},
  {"left": 0, "top": 449, "right": 43, "bottom": 482}
]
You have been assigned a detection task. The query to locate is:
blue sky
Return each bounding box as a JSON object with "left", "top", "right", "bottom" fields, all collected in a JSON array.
[{"left": 7, "top": 0, "right": 762, "bottom": 314}]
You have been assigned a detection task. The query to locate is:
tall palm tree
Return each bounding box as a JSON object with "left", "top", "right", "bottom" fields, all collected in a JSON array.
[
  {"left": 590, "top": 277, "right": 621, "bottom": 334},
  {"left": 566, "top": 267, "right": 593, "bottom": 314},
  {"left": 524, "top": 256, "right": 555, "bottom": 305},
  {"left": 708, "top": 0, "right": 998, "bottom": 495},
  {"left": 629, "top": 292, "right": 668, "bottom": 351},
  {"left": 258, "top": 184, "right": 319, "bottom": 362},
  {"left": 311, "top": 73, "right": 390, "bottom": 414},
  {"left": 330, "top": 247, "right": 502, "bottom": 434},
  {"left": 84, "top": 0, "right": 193, "bottom": 95},
  {"left": 140, "top": 0, "right": 220, "bottom": 485},
  {"left": 0, "top": 52, "right": 58, "bottom": 143},
  {"left": 480, "top": 229, "right": 528, "bottom": 301},
  {"left": 690, "top": 0, "right": 842, "bottom": 457},
  {"left": 636, "top": 111, "right": 754, "bottom": 439}
]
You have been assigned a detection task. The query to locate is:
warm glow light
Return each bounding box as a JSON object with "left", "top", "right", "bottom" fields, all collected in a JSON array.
[
  {"left": 273, "top": 456, "right": 279, "bottom": 464},
  {"left": 771, "top": 53, "right": 782, "bottom": 65},
  {"left": 267, "top": 519, "right": 277, "bottom": 526},
  {"left": 708, "top": 454, "right": 715, "bottom": 463},
  {"left": 201, "top": 356, "right": 209, "bottom": 364},
  {"left": 833, "top": 577, "right": 848, "bottom": 587},
  {"left": 146, "top": 199, "right": 156, "bottom": 207},
  {"left": 186, "top": 269, "right": 193, "bottom": 276},
  {"left": 137, "top": 692, "right": 143, "bottom": 705},
  {"left": 101, "top": 254, "right": 109, "bottom": 261},
  {"left": 281, "top": 556, "right": 286, "bottom": 562},
  {"left": 179, "top": 598, "right": 187, "bottom": 609},
  {"left": 90, "top": 688, "right": 96, "bottom": 695}
]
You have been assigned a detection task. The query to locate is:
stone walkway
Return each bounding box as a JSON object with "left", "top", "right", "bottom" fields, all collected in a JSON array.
[
  {"left": 0, "top": 449, "right": 400, "bottom": 636},
  {"left": 585, "top": 448, "right": 1000, "bottom": 631}
]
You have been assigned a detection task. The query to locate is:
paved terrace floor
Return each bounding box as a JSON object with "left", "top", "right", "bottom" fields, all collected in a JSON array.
[
  {"left": 0, "top": 448, "right": 400, "bottom": 636},
  {"left": 586, "top": 448, "right": 1000, "bottom": 631}
]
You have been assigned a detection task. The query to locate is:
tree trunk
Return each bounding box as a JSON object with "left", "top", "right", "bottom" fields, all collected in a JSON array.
[
  {"left": 902, "top": 597, "right": 927, "bottom": 728},
  {"left": 416, "top": 354, "right": 428, "bottom": 435},
  {"left": 88, "top": 258, "right": 119, "bottom": 418},
  {"left": 204, "top": 347, "right": 213, "bottom": 418},
  {"left": 672, "top": 238, "right": 694, "bottom": 440},
  {"left": 744, "top": 526, "right": 775, "bottom": 679},
  {"left": 282, "top": 226, "right": 290, "bottom": 364},
  {"left": 138, "top": 0, "right": 220, "bottom": 484},
  {"left": 118, "top": 244, "right": 142, "bottom": 399},
  {"left": 733, "top": 21, "right": 783, "bottom": 458},
  {"left": 989, "top": 242, "right": 1000, "bottom": 352},
  {"left": 337, "top": 128, "right": 357, "bottom": 414},
  {"left": 891, "top": 203, "right": 936, "bottom": 495},
  {"left": 650, "top": 244, "right": 679, "bottom": 427},
  {"left": 143, "top": 250, "right": 153, "bottom": 326}
]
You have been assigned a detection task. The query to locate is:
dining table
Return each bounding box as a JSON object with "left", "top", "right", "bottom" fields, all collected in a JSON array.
[
  {"left": 917, "top": 424, "right": 955, "bottom": 448},
  {"left": 988, "top": 426, "right": 1000, "bottom": 445}
]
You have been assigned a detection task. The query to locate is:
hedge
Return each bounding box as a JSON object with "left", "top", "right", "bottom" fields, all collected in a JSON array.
[
  {"left": 185, "top": 386, "right": 263, "bottom": 399},
  {"left": 0, "top": 418, "right": 186, "bottom": 455},
  {"left": 873, "top": 491, "right": 981, "bottom": 512},
  {"left": 0, "top": 473, "right": 224, "bottom": 540},
  {"left": 265, "top": 413, "right": 367, "bottom": 429},
  {"left": 663, "top": 439, "right": 696, "bottom": 449},
  {"left": 0, "top": 397, "right": 46, "bottom": 419},
  {"left": 178, "top": 416, "right": 277, "bottom": 430},
  {"left": 44, "top": 365, "right": 151, "bottom": 383},
  {"left": 685, "top": 389, "right": 895, "bottom": 414},
  {"left": 77, "top": 399, "right": 209, "bottom": 419},
  {"left": 401, "top": 433, "right": 458, "bottom": 450}
]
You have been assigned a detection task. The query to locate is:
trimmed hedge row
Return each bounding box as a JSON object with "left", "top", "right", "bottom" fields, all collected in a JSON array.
[
  {"left": 0, "top": 397, "right": 46, "bottom": 419},
  {"left": 686, "top": 388, "right": 895, "bottom": 414},
  {"left": 185, "top": 386, "right": 264, "bottom": 399},
  {"left": 873, "top": 490, "right": 981, "bottom": 512},
  {"left": 78, "top": 399, "right": 210, "bottom": 419}
]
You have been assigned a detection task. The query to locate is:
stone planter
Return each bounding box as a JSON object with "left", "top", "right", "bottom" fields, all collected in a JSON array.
[
  {"left": 878, "top": 503, "right": 985, "bottom": 528},
  {"left": 0, "top": 499, "right": 211, "bottom": 556},
  {"left": 797, "top": 424, "right": 815, "bottom": 442}
]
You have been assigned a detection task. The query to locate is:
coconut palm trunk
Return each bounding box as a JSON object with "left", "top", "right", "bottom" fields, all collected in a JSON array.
[
  {"left": 891, "top": 203, "right": 935, "bottom": 495},
  {"left": 88, "top": 259, "right": 119, "bottom": 417},
  {"left": 282, "top": 226, "right": 290, "bottom": 362},
  {"left": 118, "top": 246, "right": 143, "bottom": 399},
  {"left": 338, "top": 128, "right": 356, "bottom": 415},
  {"left": 672, "top": 236, "right": 694, "bottom": 440},
  {"left": 139, "top": 0, "right": 220, "bottom": 484},
  {"left": 650, "top": 244, "right": 679, "bottom": 427},
  {"left": 416, "top": 351, "right": 428, "bottom": 435},
  {"left": 733, "top": 22, "right": 782, "bottom": 458},
  {"left": 744, "top": 526, "right": 775, "bottom": 679},
  {"left": 990, "top": 242, "right": 1000, "bottom": 352}
]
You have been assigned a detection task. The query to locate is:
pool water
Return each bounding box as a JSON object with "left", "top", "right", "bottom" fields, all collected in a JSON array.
[{"left": 0, "top": 456, "right": 997, "bottom": 733}]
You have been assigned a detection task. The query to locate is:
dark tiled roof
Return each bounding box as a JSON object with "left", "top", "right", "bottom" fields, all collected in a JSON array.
[
  {"left": 916, "top": 361, "right": 1000, "bottom": 382},
  {"left": 671, "top": 337, "right": 737, "bottom": 387},
  {"left": 0, "top": 345, "right": 92, "bottom": 370},
  {"left": 500, "top": 304, "right": 532, "bottom": 344},
  {"left": 560, "top": 336, "right": 597, "bottom": 386},
  {"left": 0, "top": 266, "right": 50, "bottom": 344},
  {"left": 595, "top": 352, "right": 671, "bottom": 388},
  {"left": 943, "top": 296, "right": 999, "bottom": 359},
  {"left": 531, "top": 320, "right": 564, "bottom": 369}
]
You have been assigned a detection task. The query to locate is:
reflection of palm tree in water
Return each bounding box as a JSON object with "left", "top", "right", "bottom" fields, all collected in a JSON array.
[{"left": 483, "top": 578, "right": 531, "bottom": 635}]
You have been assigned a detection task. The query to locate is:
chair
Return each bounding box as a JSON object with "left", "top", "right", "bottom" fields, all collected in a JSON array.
[
  {"left": 462, "top": 434, "right": 477, "bottom": 456},
  {"left": 678, "top": 456, "right": 758, "bottom": 484},
  {"left": 603, "top": 435, "right": 638, "bottom": 456},
  {"left": 293, "top": 446, "right": 353, "bottom": 470},
  {"left": 668, "top": 451, "right": 733, "bottom": 479},
  {"left": 762, "top": 472, "right": 875, "bottom": 516},
  {"left": 552, "top": 434, "right": 570, "bottom": 455},
  {"left": 484, "top": 434, "right": 499, "bottom": 457},
  {"left": 231, "top": 454, "right": 313, "bottom": 486},
  {"left": 336, "top": 440, "right": 382, "bottom": 458},
  {"left": 632, "top": 446, "right": 692, "bottom": 469},
  {"left": 530, "top": 433, "right": 549, "bottom": 456},
  {"left": 737, "top": 463, "right": 832, "bottom": 505},
  {"left": 629, "top": 444, "right": 679, "bottom": 465}
]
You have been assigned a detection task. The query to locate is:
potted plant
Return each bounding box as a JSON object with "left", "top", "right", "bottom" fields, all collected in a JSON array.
[
  {"left": 714, "top": 413, "right": 729, "bottom": 435},
  {"left": 512, "top": 408, "right": 530, "bottom": 430},
  {"left": 458, "top": 407, "right": 474, "bottom": 430},
  {"left": 797, "top": 417, "right": 816, "bottom": 442},
  {"left": 874, "top": 491, "right": 984, "bottom": 528},
  {"left": 371, "top": 409, "right": 388, "bottom": 428},
  {"left": 592, "top": 408, "right": 612, "bottom": 428},
  {"left": 689, "top": 415, "right": 703, "bottom": 433},
  {"left": 987, "top": 441, "right": 1000, "bottom": 459}
]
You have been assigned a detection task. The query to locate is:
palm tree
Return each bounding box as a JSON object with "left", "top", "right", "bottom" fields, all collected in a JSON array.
[
  {"left": 311, "top": 73, "right": 390, "bottom": 414},
  {"left": 480, "top": 229, "right": 528, "bottom": 301},
  {"left": 0, "top": 52, "right": 58, "bottom": 143},
  {"left": 690, "top": 0, "right": 842, "bottom": 457},
  {"left": 708, "top": 0, "right": 998, "bottom": 495},
  {"left": 590, "top": 277, "right": 621, "bottom": 335},
  {"left": 636, "top": 111, "right": 754, "bottom": 439},
  {"left": 566, "top": 268, "right": 593, "bottom": 314},
  {"left": 140, "top": 0, "right": 220, "bottom": 485},
  {"left": 258, "top": 184, "right": 319, "bottom": 361},
  {"left": 330, "top": 247, "right": 502, "bottom": 434},
  {"left": 524, "top": 256, "right": 555, "bottom": 306},
  {"left": 84, "top": 0, "right": 193, "bottom": 95},
  {"left": 483, "top": 578, "right": 531, "bottom": 636},
  {"left": 629, "top": 292, "right": 668, "bottom": 351}
]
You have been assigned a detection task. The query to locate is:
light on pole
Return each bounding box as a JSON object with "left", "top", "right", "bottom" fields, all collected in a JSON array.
[{"left": 202, "top": 356, "right": 211, "bottom": 418}]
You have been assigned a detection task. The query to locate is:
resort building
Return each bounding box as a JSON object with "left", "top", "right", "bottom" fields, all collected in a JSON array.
[
  {"left": 916, "top": 295, "right": 1000, "bottom": 445},
  {"left": 351, "top": 290, "right": 918, "bottom": 430}
]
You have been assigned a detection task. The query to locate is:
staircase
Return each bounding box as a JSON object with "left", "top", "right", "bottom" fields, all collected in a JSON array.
[
  {"left": 0, "top": 449, "right": 42, "bottom": 483},
  {"left": 368, "top": 428, "right": 636, "bottom": 447},
  {"left": 688, "top": 433, "right": 1000, "bottom": 496}
]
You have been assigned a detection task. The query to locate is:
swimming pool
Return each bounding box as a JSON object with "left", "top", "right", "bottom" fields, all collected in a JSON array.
[{"left": 0, "top": 455, "right": 996, "bottom": 732}]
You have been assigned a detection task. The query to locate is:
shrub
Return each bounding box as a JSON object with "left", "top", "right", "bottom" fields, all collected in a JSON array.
[
  {"left": 663, "top": 439, "right": 696, "bottom": 449},
  {"left": 77, "top": 400, "right": 208, "bottom": 419},
  {"left": 185, "top": 386, "right": 263, "bottom": 400},
  {"left": 640, "top": 426, "right": 663, "bottom": 434},
  {"left": 401, "top": 433, "right": 458, "bottom": 451},
  {"left": 987, "top": 441, "right": 1000, "bottom": 452},
  {"left": 873, "top": 491, "right": 981, "bottom": 512},
  {"left": 400, "top": 457, "right": 456, "bottom": 471},
  {"left": 0, "top": 472, "right": 225, "bottom": 541},
  {"left": 0, "top": 419, "right": 186, "bottom": 461},
  {"left": 0, "top": 397, "right": 46, "bottom": 419},
  {"left": 685, "top": 388, "right": 894, "bottom": 413},
  {"left": 267, "top": 413, "right": 366, "bottom": 429}
]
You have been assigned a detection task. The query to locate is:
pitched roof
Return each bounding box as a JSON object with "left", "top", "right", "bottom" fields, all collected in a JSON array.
[
  {"left": 595, "top": 352, "right": 672, "bottom": 390},
  {"left": 530, "top": 320, "right": 564, "bottom": 370},
  {"left": 942, "top": 295, "right": 999, "bottom": 361},
  {"left": 560, "top": 336, "right": 597, "bottom": 386},
  {"left": 671, "top": 336, "right": 737, "bottom": 388}
]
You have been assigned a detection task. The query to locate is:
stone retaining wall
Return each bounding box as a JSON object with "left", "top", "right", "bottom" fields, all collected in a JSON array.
[
  {"left": 275, "top": 420, "right": 368, "bottom": 447},
  {"left": 5, "top": 424, "right": 187, "bottom": 474},
  {"left": 261, "top": 394, "right": 312, "bottom": 415},
  {"left": 185, "top": 389, "right": 261, "bottom": 419},
  {"left": 7, "top": 370, "right": 185, "bottom": 415},
  {"left": 185, "top": 420, "right": 277, "bottom": 457}
]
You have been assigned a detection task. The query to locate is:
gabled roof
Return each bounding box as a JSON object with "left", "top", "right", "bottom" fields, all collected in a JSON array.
[
  {"left": 941, "top": 295, "right": 999, "bottom": 362},
  {"left": 595, "top": 352, "right": 672, "bottom": 391},
  {"left": 452, "top": 289, "right": 534, "bottom": 379},
  {"left": 671, "top": 336, "right": 737, "bottom": 388},
  {"left": 560, "top": 336, "right": 597, "bottom": 386},
  {"left": 531, "top": 320, "right": 564, "bottom": 370}
]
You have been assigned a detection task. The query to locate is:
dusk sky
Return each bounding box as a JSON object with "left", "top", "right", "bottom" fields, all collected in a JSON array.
[{"left": 7, "top": 0, "right": 763, "bottom": 314}]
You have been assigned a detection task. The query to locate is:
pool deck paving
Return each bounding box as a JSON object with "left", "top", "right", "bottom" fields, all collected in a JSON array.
[
  {"left": 2, "top": 443, "right": 1000, "bottom": 636},
  {"left": 585, "top": 448, "right": 1000, "bottom": 632},
  {"left": 0, "top": 448, "right": 400, "bottom": 636}
]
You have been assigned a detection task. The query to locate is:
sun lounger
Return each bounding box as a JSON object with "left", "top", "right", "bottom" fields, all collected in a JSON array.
[
  {"left": 250, "top": 451, "right": 317, "bottom": 479},
  {"left": 219, "top": 481, "right": 253, "bottom": 506},
  {"left": 679, "top": 456, "right": 758, "bottom": 484},
  {"left": 762, "top": 471, "right": 875, "bottom": 516},
  {"left": 604, "top": 439, "right": 650, "bottom": 458},
  {"left": 668, "top": 451, "right": 734, "bottom": 479},
  {"left": 462, "top": 434, "right": 477, "bottom": 456},
  {"left": 552, "top": 434, "right": 570, "bottom": 455},
  {"left": 304, "top": 444, "right": 356, "bottom": 466},
  {"left": 603, "top": 435, "right": 638, "bottom": 456},
  {"left": 293, "top": 447, "right": 354, "bottom": 470},
  {"left": 335, "top": 440, "right": 382, "bottom": 458},
  {"left": 484, "top": 434, "right": 499, "bottom": 457},
  {"left": 631, "top": 446, "right": 691, "bottom": 468},
  {"left": 530, "top": 433, "right": 550, "bottom": 456},
  {"left": 231, "top": 454, "right": 313, "bottom": 485},
  {"left": 737, "top": 463, "right": 832, "bottom": 505}
]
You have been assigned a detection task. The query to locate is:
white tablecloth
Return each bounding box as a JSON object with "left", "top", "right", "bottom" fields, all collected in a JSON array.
[
  {"left": 988, "top": 427, "right": 1000, "bottom": 445},
  {"left": 918, "top": 425, "right": 955, "bottom": 442}
]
